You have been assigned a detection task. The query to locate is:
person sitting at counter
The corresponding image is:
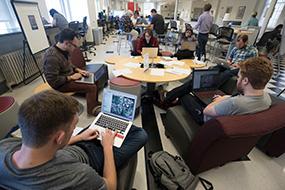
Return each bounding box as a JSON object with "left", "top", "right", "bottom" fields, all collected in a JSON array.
[{"left": 49, "top": 9, "right": 68, "bottom": 31}]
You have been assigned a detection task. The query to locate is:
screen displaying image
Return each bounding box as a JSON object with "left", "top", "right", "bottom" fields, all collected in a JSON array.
[
  {"left": 28, "top": 15, "right": 38, "bottom": 30},
  {"left": 200, "top": 74, "right": 219, "bottom": 89},
  {"left": 110, "top": 95, "right": 135, "bottom": 120}
]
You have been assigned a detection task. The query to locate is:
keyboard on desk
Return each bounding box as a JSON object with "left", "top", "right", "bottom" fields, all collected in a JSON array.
[{"left": 95, "top": 114, "right": 128, "bottom": 135}]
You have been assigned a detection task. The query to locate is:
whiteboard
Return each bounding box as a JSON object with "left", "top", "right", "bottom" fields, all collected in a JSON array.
[{"left": 11, "top": 1, "right": 50, "bottom": 54}]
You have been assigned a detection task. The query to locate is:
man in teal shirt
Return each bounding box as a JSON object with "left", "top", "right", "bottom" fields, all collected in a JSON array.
[{"left": 245, "top": 12, "right": 259, "bottom": 27}]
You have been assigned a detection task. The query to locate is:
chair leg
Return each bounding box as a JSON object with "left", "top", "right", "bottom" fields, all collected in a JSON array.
[{"left": 277, "top": 88, "right": 285, "bottom": 97}]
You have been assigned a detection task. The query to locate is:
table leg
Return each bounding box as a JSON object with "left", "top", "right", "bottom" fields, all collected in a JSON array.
[{"left": 141, "top": 82, "right": 163, "bottom": 189}]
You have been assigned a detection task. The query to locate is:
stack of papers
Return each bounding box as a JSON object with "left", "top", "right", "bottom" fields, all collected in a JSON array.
[
  {"left": 194, "top": 59, "right": 205, "bottom": 65},
  {"left": 166, "top": 67, "right": 191, "bottom": 75},
  {"left": 160, "top": 60, "right": 185, "bottom": 66},
  {"left": 112, "top": 68, "right": 132, "bottom": 77},
  {"left": 124, "top": 62, "right": 141, "bottom": 68},
  {"left": 150, "top": 69, "right": 164, "bottom": 76},
  {"left": 162, "top": 57, "right": 175, "bottom": 61}
]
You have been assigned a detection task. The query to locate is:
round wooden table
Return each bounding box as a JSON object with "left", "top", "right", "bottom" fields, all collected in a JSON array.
[
  {"left": 112, "top": 56, "right": 192, "bottom": 83},
  {"left": 180, "top": 59, "right": 206, "bottom": 68},
  {"left": 105, "top": 55, "right": 130, "bottom": 65}
]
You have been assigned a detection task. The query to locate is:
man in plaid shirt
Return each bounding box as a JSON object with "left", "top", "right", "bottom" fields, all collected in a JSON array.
[{"left": 227, "top": 34, "right": 258, "bottom": 67}]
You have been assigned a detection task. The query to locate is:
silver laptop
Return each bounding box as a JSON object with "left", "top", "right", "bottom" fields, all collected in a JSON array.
[
  {"left": 75, "top": 73, "right": 94, "bottom": 84},
  {"left": 89, "top": 89, "right": 137, "bottom": 148},
  {"left": 142, "top": 47, "right": 158, "bottom": 58}
]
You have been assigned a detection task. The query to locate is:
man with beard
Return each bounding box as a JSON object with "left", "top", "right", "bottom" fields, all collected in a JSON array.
[{"left": 202, "top": 57, "right": 273, "bottom": 122}]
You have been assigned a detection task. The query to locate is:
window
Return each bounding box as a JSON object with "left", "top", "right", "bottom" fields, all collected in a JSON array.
[
  {"left": 45, "top": 0, "right": 89, "bottom": 23},
  {"left": 143, "top": 3, "right": 155, "bottom": 16},
  {"left": 268, "top": 0, "right": 285, "bottom": 28},
  {"left": 0, "top": 0, "right": 20, "bottom": 35},
  {"left": 259, "top": 0, "right": 272, "bottom": 27},
  {"left": 68, "top": 0, "right": 89, "bottom": 22}
]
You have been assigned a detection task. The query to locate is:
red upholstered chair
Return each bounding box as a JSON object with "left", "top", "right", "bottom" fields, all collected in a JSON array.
[
  {"left": 0, "top": 96, "right": 19, "bottom": 139},
  {"left": 109, "top": 77, "right": 141, "bottom": 115},
  {"left": 164, "top": 103, "right": 285, "bottom": 174}
]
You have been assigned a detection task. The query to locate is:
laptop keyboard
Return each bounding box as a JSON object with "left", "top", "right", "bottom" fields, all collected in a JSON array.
[{"left": 95, "top": 114, "right": 129, "bottom": 135}]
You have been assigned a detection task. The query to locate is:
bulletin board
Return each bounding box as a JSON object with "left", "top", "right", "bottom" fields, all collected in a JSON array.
[{"left": 11, "top": 0, "right": 50, "bottom": 54}]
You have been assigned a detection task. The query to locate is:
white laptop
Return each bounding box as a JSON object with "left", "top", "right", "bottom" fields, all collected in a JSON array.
[
  {"left": 75, "top": 73, "right": 94, "bottom": 84},
  {"left": 89, "top": 89, "right": 137, "bottom": 148},
  {"left": 142, "top": 47, "right": 158, "bottom": 58}
]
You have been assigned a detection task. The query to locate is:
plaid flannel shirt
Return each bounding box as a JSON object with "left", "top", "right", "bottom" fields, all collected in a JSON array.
[{"left": 229, "top": 45, "right": 258, "bottom": 64}]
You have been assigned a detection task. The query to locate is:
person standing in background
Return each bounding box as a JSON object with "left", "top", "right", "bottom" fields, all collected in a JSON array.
[
  {"left": 245, "top": 12, "right": 259, "bottom": 27},
  {"left": 150, "top": 9, "right": 165, "bottom": 35},
  {"left": 49, "top": 9, "right": 68, "bottom": 31},
  {"left": 195, "top": 3, "right": 213, "bottom": 61}
]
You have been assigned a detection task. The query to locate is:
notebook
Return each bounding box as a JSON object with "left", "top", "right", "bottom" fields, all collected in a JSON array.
[
  {"left": 192, "top": 69, "right": 225, "bottom": 105},
  {"left": 142, "top": 47, "right": 158, "bottom": 58},
  {"left": 89, "top": 89, "right": 137, "bottom": 148},
  {"left": 75, "top": 73, "right": 94, "bottom": 84}
]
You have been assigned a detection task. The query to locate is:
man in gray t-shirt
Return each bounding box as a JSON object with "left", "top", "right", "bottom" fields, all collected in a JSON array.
[
  {"left": 0, "top": 90, "right": 147, "bottom": 190},
  {"left": 203, "top": 57, "right": 273, "bottom": 121}
]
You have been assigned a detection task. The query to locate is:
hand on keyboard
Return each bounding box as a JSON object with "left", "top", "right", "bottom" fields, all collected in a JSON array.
[
  {"left": 79, "top": 128, "right": 99, "bottom": 141},
  {"left": 101, "top": 129, "right": 117, "bottom": 148}
]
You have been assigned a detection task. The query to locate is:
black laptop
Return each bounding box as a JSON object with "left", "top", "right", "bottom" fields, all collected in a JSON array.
[{"left": 192, "top": 69, "right": 225, "bottom": 106}]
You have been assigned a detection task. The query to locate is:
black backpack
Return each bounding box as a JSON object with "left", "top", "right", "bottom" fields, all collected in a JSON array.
[{"left": 149, "top": 151, "right": 213, "bottom": 190}]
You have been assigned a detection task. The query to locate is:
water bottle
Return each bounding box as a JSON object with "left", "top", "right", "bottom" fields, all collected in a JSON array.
[{"left": 143, "top": 53, "right": 149, "bottom": 69}]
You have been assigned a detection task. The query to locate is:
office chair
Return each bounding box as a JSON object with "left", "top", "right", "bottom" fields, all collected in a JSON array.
[
  {"left": 79, "top": 16, "right": 96, "bottom": 61},
  {"left": 213, "top": 27, "right": 234, "bottom": 59},
  {"left": 68, "top": 21, "right": 80, "bottom": 31}
]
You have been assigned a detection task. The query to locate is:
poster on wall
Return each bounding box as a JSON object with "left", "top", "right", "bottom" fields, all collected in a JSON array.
[
  {"left": 236, "top": 6, "right": 246, "bottom": 19},
  {"left": 28, "top": 15, "right": 38, "bottom": 30}
]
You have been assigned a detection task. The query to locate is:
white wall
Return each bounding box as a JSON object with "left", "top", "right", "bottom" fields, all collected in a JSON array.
[{"left": 215, "top": 0, "right": 261, "bottom": 25}]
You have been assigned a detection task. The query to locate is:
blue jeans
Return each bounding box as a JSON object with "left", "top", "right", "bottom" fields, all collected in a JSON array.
[
  {"left": 76, "top": 125, "right": 148, "bottom": 175},
  {"left": 197, "top": 33, "right": 209, "bottom": 61}
]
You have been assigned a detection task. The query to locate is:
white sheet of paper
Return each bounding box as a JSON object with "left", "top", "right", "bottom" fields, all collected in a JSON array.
[
  {"left": 161, "top": 60, "right": 185, "bottom": 66},
  {"left": 112, "top": 69, "right": 132, "bottom": 77},
  {"left": 124, "top": 62, "right": 141, "bottom": 68},
  {"left": 150, "top": 69, "right": 165, "bottom": 76},
  {"left": 165, "top": 67, "right": 191, "bottom": 75}
]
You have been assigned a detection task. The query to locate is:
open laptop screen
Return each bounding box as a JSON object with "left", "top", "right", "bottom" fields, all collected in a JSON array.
[
  {"left": 192, "top": 69, "right": 220, "bottom": 91},
  {"left": 102, "top": 89, "right": 137, "bottom": 121}
]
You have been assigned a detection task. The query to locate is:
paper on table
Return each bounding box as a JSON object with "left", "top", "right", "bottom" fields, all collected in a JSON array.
[
  {"left": 150, "top": 69, "right": 165, "bottom": 76},
  {"left": 112, "top": 68, "right": 132, "bottom": 77},
  {"left": 124, "top": 62, "right": 141, "bottom": 68},
  {"left": 194, "top": 59, "right": 205, "bottom": 65},
  {"left": 161, "top": 60, "right": 185, "bottom": 66},
  {"left": 165, "top": 67, "right": 191, "bottom": 75}
]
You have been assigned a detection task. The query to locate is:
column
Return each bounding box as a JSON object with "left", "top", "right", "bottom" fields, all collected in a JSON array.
[
  {"left": 174, "top": 0, "right": 179, "bottom": 20},
  {"left": 259, "top": 0, "right": 277, "bottom": 37}
]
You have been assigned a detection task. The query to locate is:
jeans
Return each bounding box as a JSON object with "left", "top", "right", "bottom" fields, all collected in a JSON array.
[
  {"left": 165, "top": 77, "right": 193, "bottom": 103},
  {"left": 57, "top": 81, "right": 99, "bottom": 114},
  {"left": 76, "top": 126, "right": 148, "bottom": 175},
  {"left": 197, "top": 33, "right": 209, "bottom": 61}
]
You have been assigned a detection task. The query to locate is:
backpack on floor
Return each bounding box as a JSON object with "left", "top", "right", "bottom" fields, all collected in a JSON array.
[{"left": 149, "top": 151, "right": 213, "bottom": 190}]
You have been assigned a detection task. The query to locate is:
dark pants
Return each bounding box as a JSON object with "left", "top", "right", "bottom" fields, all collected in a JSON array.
[
  {"left": 57, "top": 81, "right": 99, "bottom": 114},
  {"left": 76, "top": 126, "right": 148, "bottom": 175},
  {"left": 197, "top": 33, "right": 209, "bottom": 61},
  {"left": 165, "top": 77, "right": 193, "bottom": 103},
  {"left": 165, "top": 68, "right": 239, "bottom": 104}
]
